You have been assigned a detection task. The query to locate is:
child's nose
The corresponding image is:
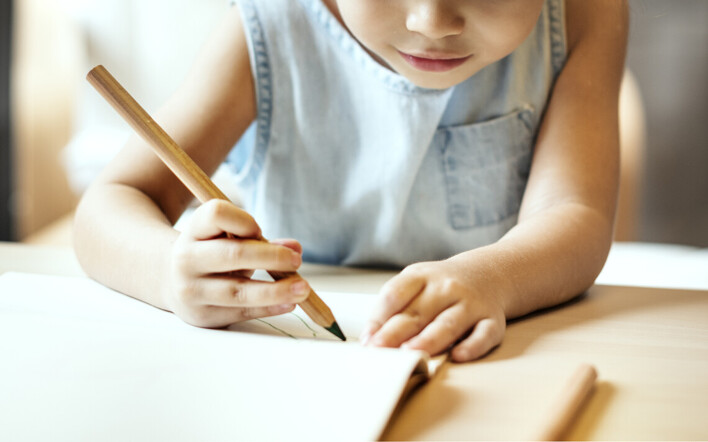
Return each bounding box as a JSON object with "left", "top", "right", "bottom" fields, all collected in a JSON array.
[{"left": 405, "top": 2, "right": 464, "bottom": 40}]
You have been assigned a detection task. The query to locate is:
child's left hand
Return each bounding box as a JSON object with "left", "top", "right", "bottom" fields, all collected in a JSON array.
[{"left": 360, "top": 259, "right": 506, "bottom": 362}]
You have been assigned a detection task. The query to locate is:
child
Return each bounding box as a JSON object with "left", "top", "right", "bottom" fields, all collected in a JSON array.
[{"left": 74, "top": 0, "right": 628, "bottom": 362}]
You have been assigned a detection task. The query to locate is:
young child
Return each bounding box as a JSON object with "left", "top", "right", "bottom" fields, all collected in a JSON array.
[{"left": 74, "top": 0, "right": 628, "bottom": 362}]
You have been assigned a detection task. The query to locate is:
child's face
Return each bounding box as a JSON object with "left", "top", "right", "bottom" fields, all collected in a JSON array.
[{"left": 332, "top": 0, "right": 545, "bottom": 89}]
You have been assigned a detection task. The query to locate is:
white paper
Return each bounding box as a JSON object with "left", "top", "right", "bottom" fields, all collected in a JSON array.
[
  {"left": 0, "top": 272, "right": 428, "bottom": 441},
  {"left": 227, "top": 291, "right": 375, "bottom": 341}
]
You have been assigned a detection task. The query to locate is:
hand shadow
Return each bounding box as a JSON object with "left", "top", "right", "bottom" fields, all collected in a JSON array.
[
  {"left": 380, "top": 362, "right": 465, "bottom": 441},
  {"left": 485, "top": 283, "right": 708, "bottom": 362}
]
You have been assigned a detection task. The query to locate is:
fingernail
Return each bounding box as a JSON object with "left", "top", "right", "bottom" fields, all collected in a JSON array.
[
  {"left": 291, "top": 252, "right": 302, "bottom": 267},
  {"left": 402, "top": 336, "right": 420, "bottom": 348},
  {"left": 370, "top": 335, "right": 389, "bottom": 347},
  {"left": 291, "top": 281, "right": 309, "bottom": 295},
  {"left": 366, "top": 334, "right": 384, "bottom": 347},
  {"left": 359, "top": 332, "right": 370, "bottom": 345}
]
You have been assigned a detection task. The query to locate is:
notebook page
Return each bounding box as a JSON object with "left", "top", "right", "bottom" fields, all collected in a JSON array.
[{"left": 0, "top": 272, "right": 427, "bottom": 441}]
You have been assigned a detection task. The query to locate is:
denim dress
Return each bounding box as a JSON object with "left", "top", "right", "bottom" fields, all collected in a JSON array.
[{"left": 227, "top": 0, "right": 567, "bottom": 267}]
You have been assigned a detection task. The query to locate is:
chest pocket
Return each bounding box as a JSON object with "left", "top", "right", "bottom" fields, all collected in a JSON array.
[{"left": 436, "top": 106, "right": 535, "bottom": 230}]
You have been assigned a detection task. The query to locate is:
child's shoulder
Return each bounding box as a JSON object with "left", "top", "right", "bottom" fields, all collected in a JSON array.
[
  {"left": 232, "top": 0, "right": 329, "bottom": 51},
  {"left": 233, "top": 0, "right": 313, "bottom": 22},
  {"left": 565, "top": 0, "right": 628, "bottom": 52}
]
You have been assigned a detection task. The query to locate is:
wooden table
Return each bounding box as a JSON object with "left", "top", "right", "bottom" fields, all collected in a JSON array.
[{"left": 2, "top": 242, "right": 707, "bottom": 440}]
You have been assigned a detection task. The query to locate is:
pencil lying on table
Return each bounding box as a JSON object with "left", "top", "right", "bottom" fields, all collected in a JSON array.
[
  {"left": 86, "top": 64, "right": 346, "bottom": 341},
  {"left": 531, "top": 363, "right": 598, "bottom": 441}
]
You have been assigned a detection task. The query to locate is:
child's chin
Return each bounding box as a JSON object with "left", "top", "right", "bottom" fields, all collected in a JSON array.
[{"left": 397, "top": 67, "right": 474, "bottom": 90}]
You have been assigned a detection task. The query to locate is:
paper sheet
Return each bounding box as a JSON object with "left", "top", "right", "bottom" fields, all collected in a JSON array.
[
  {"left": 0, "top": 272, "right": 429, "bottom": 441},
  {"left": 228, "top": 291, "right": 375, "bottom": 341}
]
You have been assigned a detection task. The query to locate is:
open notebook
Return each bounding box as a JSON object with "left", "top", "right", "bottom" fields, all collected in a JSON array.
[{"left": 0, "top": 272, "right": 444, "bottom": 441}]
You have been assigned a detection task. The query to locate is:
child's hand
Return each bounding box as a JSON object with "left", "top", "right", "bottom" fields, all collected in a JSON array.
[
  {"left": 360, "top": 259, "right": 506, "bottom": 362},
  {"left": 164, "top": 199, "right": 311, "bottom": 328}
]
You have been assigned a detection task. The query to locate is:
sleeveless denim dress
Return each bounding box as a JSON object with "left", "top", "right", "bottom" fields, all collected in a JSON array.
[{"left": 227, "top": 0, "right": 567, "bottom": 268}]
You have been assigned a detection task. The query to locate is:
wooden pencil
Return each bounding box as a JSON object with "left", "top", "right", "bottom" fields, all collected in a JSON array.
[
  {"left": 86, "top": 64, "right": 345, "bottom": 341},
  {"left": 531, "top": 363, "right": 598, "bottom": 441}
]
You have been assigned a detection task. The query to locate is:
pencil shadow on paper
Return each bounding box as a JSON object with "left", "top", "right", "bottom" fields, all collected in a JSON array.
[
  {"left": 227, "top": 312, "right": 353, "bottom": 341},
  {"left": 229, "top": 313, "right": 319, "bottom": 339},
  {"left": 227, "top": 307, "right": 367, "bottom": 343},
  {"left": 226, "top": 291, "right": 375, "bottom": 342}
]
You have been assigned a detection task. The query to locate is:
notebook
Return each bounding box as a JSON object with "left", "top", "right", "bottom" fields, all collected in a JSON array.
[{"left": 0, "top": 272, "right": 444, "bottom": 441}]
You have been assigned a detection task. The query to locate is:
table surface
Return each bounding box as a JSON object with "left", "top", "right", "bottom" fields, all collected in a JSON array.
[{"left": 2, "top": 241, "right": 707, "bottom": 440}]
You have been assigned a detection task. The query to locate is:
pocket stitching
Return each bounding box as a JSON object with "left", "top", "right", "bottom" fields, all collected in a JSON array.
[{"left": 439, "top": 106, "right": 535, "bottom": 230}]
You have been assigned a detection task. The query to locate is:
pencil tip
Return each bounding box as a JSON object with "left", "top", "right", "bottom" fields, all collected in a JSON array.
[{"left": 326, "top": 322, "right": 346, "bottom": 341}]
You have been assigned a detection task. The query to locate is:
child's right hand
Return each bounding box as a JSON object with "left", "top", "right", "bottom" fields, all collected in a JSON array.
[{"left": 163, "top": 199, "right": 311, "bottom": 328}]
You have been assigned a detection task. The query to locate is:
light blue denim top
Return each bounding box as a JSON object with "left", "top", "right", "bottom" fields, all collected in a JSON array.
[{"left": 228, "top": 0, "right": 567, "bottom": 268}]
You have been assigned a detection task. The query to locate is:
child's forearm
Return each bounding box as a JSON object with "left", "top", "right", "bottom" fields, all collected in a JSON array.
[
  {"left": 74, "top": 183, "right": 179, "bottom": 311},
  {"left": 449, "top": 202, "right": 613, "bottom": 320}
]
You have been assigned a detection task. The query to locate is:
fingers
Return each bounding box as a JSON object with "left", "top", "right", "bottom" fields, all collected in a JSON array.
[
  {"left": 366, "top": 292, "right": 454, "bottom": 348},
  {"left": 360, "top": 272, "right": 426, "bottom": 343},
  {"left": 187, "top": 199, "right": 261, "bottom": 240},
  {"left": 194, "top": 275, "right": 311, "bottom": 308},
  {"left": 269, "top": 238, "right": 303, "bottom": 255},
  {"left": 169, "top": 202, "right": 310, "bottom": 329},
  {"left": 170, "top": 275, "right": 310, "bottom": 327},
  {"left": 182, "top": 303, "right": 297, "bottom": 328},
  {"left": 400, "top": 304, "right": 470, "bottom": 355},
  {"left": 177, "top": 202, "right": 303, "bottom": 275},
  {"left": 359, "top": 262, "right": 507, "bottom": 360},
  {"left": 450, "top": 318, "right": 505, "bottom": 362},
  {"left": 178, "top": 238, "right": 302, "bottom": 274}
]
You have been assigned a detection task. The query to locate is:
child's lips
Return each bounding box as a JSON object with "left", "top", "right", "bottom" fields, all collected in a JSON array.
[{"left": 398, "top": 51, "right": 472, "bottom": 72}]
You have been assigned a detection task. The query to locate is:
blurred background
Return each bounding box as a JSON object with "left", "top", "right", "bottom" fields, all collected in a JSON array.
[{"left": 0, "top": 0, "right": 706, "bottom": 247}]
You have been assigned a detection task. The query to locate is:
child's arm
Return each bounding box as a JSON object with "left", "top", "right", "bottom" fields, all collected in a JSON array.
[
  {"left": 74, "top": 7, "right": 310, "bottom": 326},
  {"left": 361, "top": 0, "right": 629, "bottom": 361}
]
